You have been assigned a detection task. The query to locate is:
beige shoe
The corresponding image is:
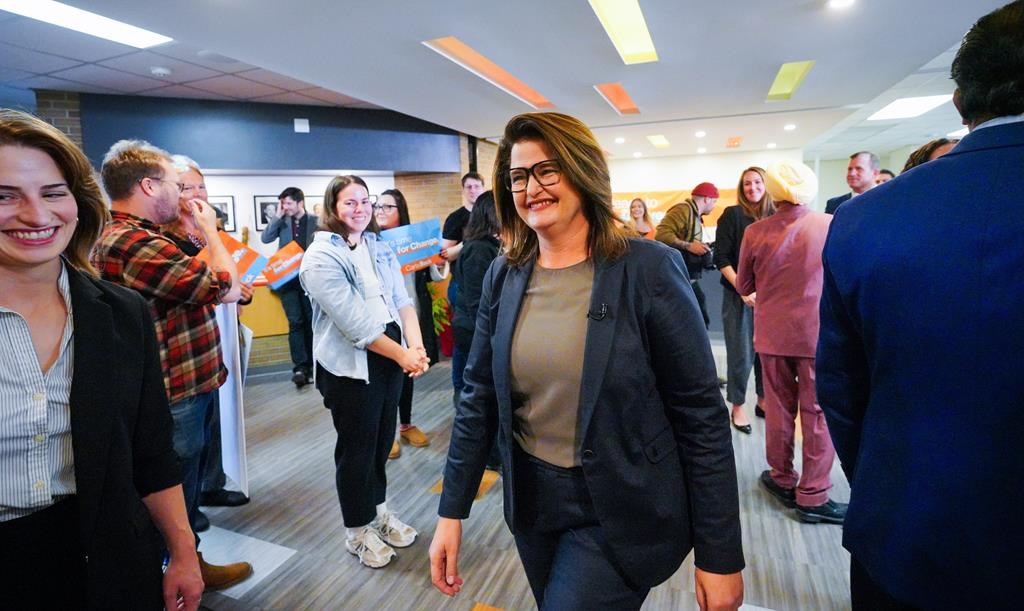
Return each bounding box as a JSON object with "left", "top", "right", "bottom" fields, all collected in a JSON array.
[
  {"left": 399, "top": 426, "right": 430, "bottom": 447},
  {"left": 389, "top": 439, "right": 401, "bottom": 459},
  {"left": 198, "top": 551, "right": 253, "bottom": 591}
]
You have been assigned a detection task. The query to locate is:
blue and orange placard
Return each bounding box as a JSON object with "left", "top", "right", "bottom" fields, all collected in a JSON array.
[
  {"left": 262, "top": 241, "right": 305, "bottom": 289},
  {"left": 379, "top": 218, "right": 444, "bottom": 275},
  {"left": 199, "top": 231, "right": 268, "bottom": 284}
]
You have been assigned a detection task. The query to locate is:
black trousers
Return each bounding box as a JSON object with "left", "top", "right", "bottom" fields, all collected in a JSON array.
[
  {"left": 277, "top": 280, "right": 314, "bottom": 374},
  {"left": 0, "top": 498, "right": 87, "bottom": 609},
  {"left": 316, "top": 323, "right": 403, "bottom": 528},
  {"left": 851, "top": 557, "right": 922, "bottom": 610},
  {"left": 398, "top": 374, "right": 414, "bottom": 425},
  {"left": 512, "top": 449, "right": 649, "bottom": 611},
  {"left": 690, "top": 279, "right": 711, "bottom": 329}
]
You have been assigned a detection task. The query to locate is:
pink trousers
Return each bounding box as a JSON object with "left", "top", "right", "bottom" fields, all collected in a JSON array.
[{"left": 760, "top": 354, "right": 836, "bottom": 506}]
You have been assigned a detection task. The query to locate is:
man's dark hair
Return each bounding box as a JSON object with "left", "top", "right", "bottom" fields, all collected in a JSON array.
[
  {"left": 461, "top": 172, "right": 483, "bottom": 187},
  {"left": 879, "top": 169, "right": 895, "bottom": 179},
  {"left": 278, "top": 186, "right": 305, "bottom": 202},
  {"left": 951, "top": 0, "right": 1024, "bottom": 122},
  {"left": 463, "top": 190, "right": 500, "bottom": 242}
]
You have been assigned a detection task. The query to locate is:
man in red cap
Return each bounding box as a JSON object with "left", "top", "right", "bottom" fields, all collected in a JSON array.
[{"left": 656, "top": 182, "right": 719, "bottom": 328}]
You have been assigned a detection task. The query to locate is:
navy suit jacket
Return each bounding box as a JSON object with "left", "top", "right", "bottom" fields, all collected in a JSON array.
[
  {"left": 817, "top": 121, "right": 1024, "bottom": 608},
  {"left": 824, "top": 192, "right": 851, "bottom": 215},
  {"left": 439, "top": 239, "right": 744, "bottom": 587}
]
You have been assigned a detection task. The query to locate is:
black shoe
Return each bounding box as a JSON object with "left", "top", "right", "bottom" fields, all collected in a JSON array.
[
  {"left": 796, "top": 499, "right": 848, "bottom": 525},
  {"left": 200, "top": 489, "right": 250, "bottom": 507},
  {"left": 755, "top": 404, "right": 766, "bottom": 418},
  {"left": 194, "top": 509, "right": 210, "bottom": 533},
  {"left": 759, "top": 470, "right": 796, "bottom": 508},
  {"left": 731, "top": 417, "right": 752, "bottom": 435},
  {"left": 292, "top": 370, "right": 308, "bottom": 387}
]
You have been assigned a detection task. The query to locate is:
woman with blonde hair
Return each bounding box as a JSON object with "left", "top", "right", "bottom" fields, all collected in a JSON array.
[
  {"left": 714, "top": 166, "right": 774, "bottom": 433},
  {"left": 429, "top": 112, "right": 744, "bottom": 610},
  {"left": 623, "top": 197, "right": 655, "bottom": 238}
]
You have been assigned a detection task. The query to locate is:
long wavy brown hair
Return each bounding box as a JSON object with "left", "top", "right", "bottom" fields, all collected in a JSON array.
[
  {"left": 736, "top": 166, "right": 775, "bottom": 220},
  {"left": 493, "top": 112, "right": 629, "bottom": 267},
  {"left": 0, "top": 109, "right": 108, "bottom": 276}
]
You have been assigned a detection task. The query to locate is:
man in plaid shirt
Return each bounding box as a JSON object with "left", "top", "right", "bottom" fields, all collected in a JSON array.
[{"left": 92, "top": 140, "right": 252, "bottom": 591}]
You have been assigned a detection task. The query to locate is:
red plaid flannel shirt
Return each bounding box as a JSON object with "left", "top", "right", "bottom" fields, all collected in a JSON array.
[{"left": 91, "top": 211, "right": 230, "bottom": 404}]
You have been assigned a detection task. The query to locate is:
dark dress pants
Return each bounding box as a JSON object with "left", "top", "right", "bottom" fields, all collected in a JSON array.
[
  {"left": 721, "top": 289, "right": 764, "bottom": 405},
  {"left": 851, "top": 557, "right": 922, "bottom": 610},
  {"left": 316, "top": 323, "right": 403, "bottom": 528},
  {"left": 278, "top": 280, "right": 313, "bottom": 375},
  {"left": 690, "top": 279, "right": 711, "bottom": 329},
  {"left": 512, "top": 449, "right": 649, "bottom": 611}
]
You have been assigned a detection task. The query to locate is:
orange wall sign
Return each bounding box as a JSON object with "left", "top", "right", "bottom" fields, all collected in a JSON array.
[{"left": 614, "top": 188, "right": 738, "bottom": 227}]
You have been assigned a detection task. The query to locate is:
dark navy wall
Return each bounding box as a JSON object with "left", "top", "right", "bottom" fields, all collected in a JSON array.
[{"left": 79, "top": 94, "right": 461, "bottom": 173}]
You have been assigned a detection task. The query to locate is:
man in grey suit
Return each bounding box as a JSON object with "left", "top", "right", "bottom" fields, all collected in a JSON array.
[
  {"left": 261, "top": 187, "right": 318, "bottom": 387},
  {"left": 824, "top": 151, "right": 879, "bottom": 214}
]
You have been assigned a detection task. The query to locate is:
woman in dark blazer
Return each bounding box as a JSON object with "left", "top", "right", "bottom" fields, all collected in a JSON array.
[
  {"left": 429, "top": 112, "right": 744, "bottom": 610},
  {"left": 0, "top": 109, "right": 202, "bottom": 610}
]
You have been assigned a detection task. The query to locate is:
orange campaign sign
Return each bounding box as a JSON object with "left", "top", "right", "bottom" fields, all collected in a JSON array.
[
  {"left": 613, "top": 188, "right": 738, "bottom": 228},
  {"left": 262, "top": 240, "right": 305, "bottom": 289},
  {"left": 198, "top": 231, "right": 268, "bottom": 284}
]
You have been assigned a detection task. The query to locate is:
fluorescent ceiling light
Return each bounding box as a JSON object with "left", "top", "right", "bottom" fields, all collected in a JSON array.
[
  {"left": 947, "top": 127, "right": 969, "bottom": 138},
  {"left": 697, "top": 147, "right": 707, "bottom": 154},
  {"left": 423, "top": 36, "right": 553, "bottom": 109},
  {"left": 767, "top": 142, "right": 778, "bottom": 149},
  {"left": 594, "top": 82, "right": 640, "bottom": 115},
  {"left": 0, "top": 0, "right": 172, "bottom": 48},
  {"left": 695, "top": 130, "right": 707, "bottom": 138},
  {"left": 828, "top": 0, "right": 856, "bottom": 9},
  {"left": 614, "top": 136, "right": 626, "bottom": 144},
  {"left": 784, "top": 123, "right": 797, "bottom": 131},
  {"left": 767, "top": 60, "right": 816, "bottom": 101},
  {"left": 646, "top": 135, "right": 670, "bottom": 148},
  {"left": 633, "top": 152, "right": 643, "bottom": 158},
  {"left": 588, "top": 0, "right": 658, "bottom": 65},
  {"left": 867, "top": 94, "right": 953, "bottom": 121}
]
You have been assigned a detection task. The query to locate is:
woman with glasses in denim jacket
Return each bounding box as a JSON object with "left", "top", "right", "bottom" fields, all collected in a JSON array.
[
  {"left": 429, "top": 113, "right": 744, "bottom": 610},
  {"left": 299, "top": 175, "right": 429, "bottom": 569}
]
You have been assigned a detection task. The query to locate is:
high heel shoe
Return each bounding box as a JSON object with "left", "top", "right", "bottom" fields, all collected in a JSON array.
[{"left": 731, "top": 416, "right": 752, "bottom": 435}]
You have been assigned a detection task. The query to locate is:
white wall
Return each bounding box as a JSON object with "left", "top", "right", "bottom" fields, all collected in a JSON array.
[
  {"left": 808, "top": 158, "right": 849, "bottom": 211},
  {"left": 202, "top": 171, "right": 394, "bottom": 258}
]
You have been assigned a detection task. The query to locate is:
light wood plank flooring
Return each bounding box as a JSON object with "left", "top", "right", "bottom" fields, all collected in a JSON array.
[{"left": 201, "top": 346, "right": 851, "bottom": 611}]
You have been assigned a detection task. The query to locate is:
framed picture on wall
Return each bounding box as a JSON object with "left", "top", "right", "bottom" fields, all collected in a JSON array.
[
  {"left": 305, "top": 195, "right": 324, "bottom": 217},
  {"left": 254, "top": 195, "right": 279, "bottom": 231},
  {"left": 207, "top": 196, "right": 236, "bottom": 232}
]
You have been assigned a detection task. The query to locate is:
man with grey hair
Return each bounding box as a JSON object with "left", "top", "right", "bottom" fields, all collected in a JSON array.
[
  {"left": 825, "top": 151, "right": 880, "bottom": 214},
  {"left": 91, "top": 139, "right": 253, "bottom": 591}
]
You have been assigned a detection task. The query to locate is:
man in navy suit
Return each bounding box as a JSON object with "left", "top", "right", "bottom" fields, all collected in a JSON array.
[
  {"left": 823, "top": 151, "right": 879, "bottom": 214},
  {"left": 817, "top": 2, "right": 1024, "bottom": 608}
]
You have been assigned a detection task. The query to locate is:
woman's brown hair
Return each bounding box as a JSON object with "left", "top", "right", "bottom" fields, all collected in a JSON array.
[
  {"left": 320, "top": 174, "right": 380, "bottom": 239},
  {"left": 493, "top": 112, "right": 629, "bottom": 267},
  {"left": 0, "top": 108, "right": 108, "bottom": 276},
  {"left": 736, "top": 166, "right": 775, "bottom": 221}
]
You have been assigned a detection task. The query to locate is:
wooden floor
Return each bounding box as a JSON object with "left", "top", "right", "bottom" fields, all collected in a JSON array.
[{"left": 201, "top": 346, "right": 851, "bottom": 611}]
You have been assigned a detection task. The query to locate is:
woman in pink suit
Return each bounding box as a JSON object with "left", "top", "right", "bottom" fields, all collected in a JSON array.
[{"left": 736, "top": 160, "right": 845, "bottom": 525}]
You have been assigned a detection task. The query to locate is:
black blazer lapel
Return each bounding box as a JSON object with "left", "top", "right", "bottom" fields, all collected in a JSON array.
[
  {"left": 67, "top": 268, "right": 117, "bottom": 551},
  {"left": 578, "top": 257, "right": 625, "bottom": 441},
  {"left": 492, "top": 261, "right": 533, "bottom": 413}
]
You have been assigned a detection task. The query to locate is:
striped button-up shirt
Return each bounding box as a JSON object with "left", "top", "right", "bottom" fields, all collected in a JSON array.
[{"left": 0, "top": 263, "right": 76, "bottom": 521}]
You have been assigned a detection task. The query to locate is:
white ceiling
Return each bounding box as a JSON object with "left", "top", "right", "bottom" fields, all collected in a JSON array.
[{"left": 0, "top": 1, "right": 1007, "bottom": 159}]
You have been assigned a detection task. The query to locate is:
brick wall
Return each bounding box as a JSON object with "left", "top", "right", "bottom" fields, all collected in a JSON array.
[
  {"left": 34, "top": 90, "right": 82, "bottom": 147},
  {"left": 477, "top": 139, "right": 499, "bottom": 184}
]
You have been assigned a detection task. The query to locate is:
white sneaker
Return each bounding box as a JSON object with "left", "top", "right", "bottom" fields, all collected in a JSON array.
[
  {"left": 372, "top": 511, "right": 418, "bottom": 548},
  {"left": 345, "top": 526, "right": 396, "bottom": 568}
]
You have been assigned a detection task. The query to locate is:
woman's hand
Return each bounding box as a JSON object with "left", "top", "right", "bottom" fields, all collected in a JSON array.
[
  {"left": 397, "top": 346, "right": 430, "bottom": 377},
  {"left": 741, "top": 291, "right": 756, "bottom": 307},
  {"left": 429, "top": 517, "right": 464, "bottom": 596},
  {"left": 695, "top": 568, "right": 743, "bottom": 611}
]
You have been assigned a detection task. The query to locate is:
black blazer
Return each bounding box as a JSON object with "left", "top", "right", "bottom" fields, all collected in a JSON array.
[
  {"left": 67, "top": 266, "right": 181, "bottom": 609},
  {"left": 824, "top": 192, "right": 852, "bottom": 215},
  {"left": 439, "top": 239, "right": 744, "bottom": 587}
]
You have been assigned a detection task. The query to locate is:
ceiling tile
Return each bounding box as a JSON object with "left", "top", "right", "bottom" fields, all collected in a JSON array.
[
  {"left": 250, "top": 91, "right": 333, "bottom": 106},
  {"left": 0, "top": 18, "right": 136, "bottom": 62},
  {"left": 137, "top": 84, "right": 235, "bottom": 101},
  {"left": 0, "top": 42, "right": 82, "bottom": 74},
  {"left": 299, "top": 87, "right": 366, "bottom": 106},
  {"left": 0, "top": 67, "right": 34, "bottom": 83},
  {"left": 235, "top": 69, "right": 315, "bottom": 91},
  {"left": 50, "top": 64, "right": 167, "bottom": 93},
  {"left": 187, "top": 74, "right": 285, "bottom": 99},
  {"left": 149, "top": 42, "right": 255, "bottom": 73},
  {"left": 11, "top": 75, "right": 118, "bottom": 95},
  {"left": 99, "top": 51, "right": 221, "bottom": 84}
]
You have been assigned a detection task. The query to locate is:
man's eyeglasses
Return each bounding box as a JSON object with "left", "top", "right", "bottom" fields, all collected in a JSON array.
[
  {"left": 506, "top": 159, "right": 562, "bottom": 193},
  {"left": 142, "top": 176, "right": 184, "bottom": 193}
]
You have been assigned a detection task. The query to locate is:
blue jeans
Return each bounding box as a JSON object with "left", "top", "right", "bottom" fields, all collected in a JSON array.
[{"left": 168, "top": 390, "right": 217, "bottom": 544}]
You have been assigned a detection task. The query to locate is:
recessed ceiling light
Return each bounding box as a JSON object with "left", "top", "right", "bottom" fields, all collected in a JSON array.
[
  {"left": 0, "top": 0, "right": 173, "bottom": 48},
  {"left": 767, "top": 142, "right": 778, "bottom": 149},
  {"left": 423, "top": 36, "right": 553, "bottom": 109},
  {"left": 867, "top": 94, "right": 953, "bottom": 121},
  {"left": 828, "top": 0, "right": 856, "bottom": 9},
  {"left": 614, "top": 136, "right": 626, "bottom": 144},
  {"left": 646, "top": 135, "right": 670, "bottom": 148},
  {"left": 726, "top": 136, "right": 743, "bottom": 148},
  {"left": 588, "top": 0, "right": 658, "bottom": 65},
  {"left": 594, "top": 82, "right": 640, "bottom": 115},
  {"left": 633, "top": 152, "right": 643, "bottom": 158},
  {"left": 947, "top": 127, "right": 969, "bottom": 138},
  {"left": 697, "top": 147, "right": 708, "bottom": 154},
  {"left": 767, "top": 60, "right": 816, "bottom": 101},
  {"left": 149, "top": 66, "right": 173, "bottom": 77},
  {"left": 784, "top": 123, "right": 797, "bottom": 131},
  {"left": 695, "top": 130, "right": 707, "bottom": 138}
]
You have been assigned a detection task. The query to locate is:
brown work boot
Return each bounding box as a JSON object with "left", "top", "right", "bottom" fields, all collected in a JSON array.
[
  {"left": 389, "top": 439, "right": 401, "bottom": 459},
  {"left": 198, "top": 552, "right": 254, "bottom": 591},
  {"left": 399, "top": 425, "right": 430, "bottom": 447}
]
